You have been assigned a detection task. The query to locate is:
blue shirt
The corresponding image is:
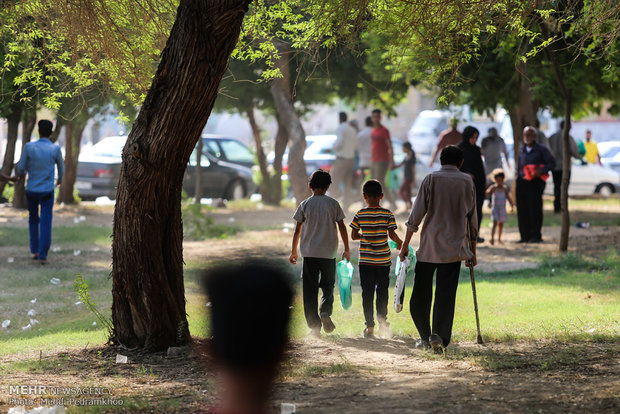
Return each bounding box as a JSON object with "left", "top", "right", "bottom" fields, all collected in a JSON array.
[
  {"left": 517, "top": 142, "right": 555, "bottom": 179},
  {"left": 16, "top": 138, "right": 64, "bottom": 193}
]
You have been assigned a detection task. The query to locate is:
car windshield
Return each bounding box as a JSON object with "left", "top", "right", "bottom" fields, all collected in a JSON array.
[
  {"left": 218, "top": 139, "right": 254, "bottom": 163},
  {"left": 601, "top": 146, "right": 620, "bottom": 158},
  {"left": 411, "top": 116, "right": 444, "bottom": 133},
  {"left": 88, "top": 137, "right": 127, "bottom": 158}
]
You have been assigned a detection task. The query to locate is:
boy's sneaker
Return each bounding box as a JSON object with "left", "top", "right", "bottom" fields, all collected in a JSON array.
[
  {"left": 429, "top": 334, "right": 444, "bottom": 354},
  {"left": 363, "top": 327, "right": 375, "bottom": 338},
  {"left": 320, "top": 313, "right": 336, "bottom": 333}
]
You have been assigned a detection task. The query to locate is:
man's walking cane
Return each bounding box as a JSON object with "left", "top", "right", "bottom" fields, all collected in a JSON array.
[{"left": 468, "top": 232, "right": 484, "bottom": 345}]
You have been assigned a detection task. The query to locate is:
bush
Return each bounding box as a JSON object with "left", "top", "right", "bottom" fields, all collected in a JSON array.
[{"left": 182, "top": 203, "right": 239, "bottom": 240}]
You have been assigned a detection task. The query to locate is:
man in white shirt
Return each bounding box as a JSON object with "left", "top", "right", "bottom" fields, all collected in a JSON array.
[
  {"left": 330, "top": 112, "right": 358, "bottom": 211},
  {"left": 357, "top": 116, "right": 373, "bottom": 173}
]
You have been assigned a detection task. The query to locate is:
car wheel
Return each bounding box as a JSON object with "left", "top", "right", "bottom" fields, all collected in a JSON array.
[
  {"left": 595, "top": 183, "right": 614, "bottom": 198},
  {"left": 225, "top": 180, "right": 245, "bottom": 201}
]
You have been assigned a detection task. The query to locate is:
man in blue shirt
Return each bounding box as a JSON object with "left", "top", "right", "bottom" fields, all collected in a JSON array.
[
  {"left": 15, "top": 120, "right": 64, "bottom": 264},
  {"left": 516, "top": 126, "right": 555, "bottom": 244}
]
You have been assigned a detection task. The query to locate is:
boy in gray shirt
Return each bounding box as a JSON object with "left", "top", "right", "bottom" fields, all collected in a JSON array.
[{"left": 290, "top": 169, "right": 350, "bottom": 337}]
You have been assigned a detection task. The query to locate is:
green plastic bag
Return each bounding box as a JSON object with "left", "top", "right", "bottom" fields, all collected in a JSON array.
[
  {"left": 388, "top": 240, "right": 416, "bottom": 276},
  {"left": 336, "top": 259, "right": 353, "bottom": 310}
]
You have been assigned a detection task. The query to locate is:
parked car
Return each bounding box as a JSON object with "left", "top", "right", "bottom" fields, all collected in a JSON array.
[
  {"left": 543, "top": 159, "right": 620, "bottom": 198},
  {"left": 270, "top": 135, "right": 337, "bottom": 176},
  {"left": 76, "top": 136, "right": 255, "bottom": 200},
  {"left": 200, "top": 134, "right": 255, "bottom": 169},
  {"left": 599, "top": 141, "right": 620, "bottom": 175},
  {"left": 407, "top": 110, "right": 450, "bottom": 155}
]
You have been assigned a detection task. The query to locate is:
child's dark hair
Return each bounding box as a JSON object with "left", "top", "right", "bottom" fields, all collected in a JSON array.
[
  {"left": 362, "top": 179, "right": 382, "bottom": 198},
  {"left": 403, "top": 142, "right": 412, "bottom": 151},
  {"left": 494, "top": 172, "right": 505, "bottom": 179},
  {"left": 309, "top": 169, "right": 332, "bottom": 190}
]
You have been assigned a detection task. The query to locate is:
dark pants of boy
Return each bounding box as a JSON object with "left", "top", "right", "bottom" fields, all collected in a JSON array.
[
  {"left": 26, "top": 191, "right": 54, "bottom": 260},
  {"left": 410, "top": 261, "right": 461, "bottom": 347},
  {"left": 516, "top": 177, "right": 546, "bottom": 242},
  {"left": 302, "top": 257, "right": 336, "bottom": 329},
  {"left": 359, "top": 265, "right": 390, "bottom": 328}
]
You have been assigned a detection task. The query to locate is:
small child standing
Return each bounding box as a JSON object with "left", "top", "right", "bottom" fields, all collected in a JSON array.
[
  {"left": 485, "top": 169, "right": 514, "bottom": 245},
  {"left": 350, "top": 180, "right": 402, "bottom": 338},
  {"left": 290, "top": 169, "right": 351, "bottom": 337},
  {"left": 394, "top": 142, "right": 417, "bottom": 211}
]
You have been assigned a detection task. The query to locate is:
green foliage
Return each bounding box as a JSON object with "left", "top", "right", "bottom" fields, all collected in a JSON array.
[
  {"left": 73, "top": 274, "right": 114, "bottom": 339},
  {"left": 182, "top": 203, "right": 240, "bottom": 240}
]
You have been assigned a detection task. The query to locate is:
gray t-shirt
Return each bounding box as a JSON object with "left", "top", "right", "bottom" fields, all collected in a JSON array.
[{"left": 293, "top": 194, "right": 345, "bottom": 259}]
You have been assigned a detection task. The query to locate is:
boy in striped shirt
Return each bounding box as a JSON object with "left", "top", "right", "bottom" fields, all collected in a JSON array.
[{"left": 350, "top": 180, "right": 402, "bottom": 338}]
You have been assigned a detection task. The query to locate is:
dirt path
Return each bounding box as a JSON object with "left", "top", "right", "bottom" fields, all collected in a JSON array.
[{"left": 275, "top": 338, "right": 619, "bottom": 413}]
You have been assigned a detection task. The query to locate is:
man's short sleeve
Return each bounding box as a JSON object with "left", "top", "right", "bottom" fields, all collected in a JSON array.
[
  {"left": 387, "top": 212, "right": 397, "bottom": 230},
  {"left": 350, "top": 213, "right": 360, "bottom": 230},
  {"left": 292, "top": 202, "right": 305, "bottom": 223}
]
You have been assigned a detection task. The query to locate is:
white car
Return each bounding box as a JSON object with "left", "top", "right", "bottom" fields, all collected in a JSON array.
[
  {"left": 599, "top": 141, "right": 620, "bottom": 175},
  {"left": 544, "top": 159, "right": 620, "bottom": 198}
]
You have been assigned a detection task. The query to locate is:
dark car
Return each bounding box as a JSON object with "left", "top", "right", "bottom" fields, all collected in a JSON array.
[
  {"left": 200, "top": 134, "right": 255, "bottom": 169},
  {"left": 76, "top": 136, "right": 255, "bottom": 200}
]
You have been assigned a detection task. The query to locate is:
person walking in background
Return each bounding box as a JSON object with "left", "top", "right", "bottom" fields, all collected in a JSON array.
[
  {"left": 357, "top": 116, "right": 373, "bottom": 177},
  {"left": 393, "top": 142, "right": 416, "bottom": 211},
  {"left": 370, "top": 109, "right": 397, "bottom": 209},
  {"left": 350, "top": 180, "right": 402, "bottom": 339},
  {"left": 458, "top": 126, "right": 486, "bottom": 243},
  {"left": 481, "top": 127, "right": 510, "bottom": 176},
  {"left": 548, "top": 121, "right": 580, "bottom": 213},
  {"left": 15, "top": 120, "right": 64, "bottom": 265},
  {"left": 486, "top": 168, "right": 514, "bottom": 245},
  {"left": 516, "top": 127, "right": 555, "bottom": 243},
  {"left": 583, "top": 130, "right": 601, "bottom": 165},
  {"left": 289, "top": 169, "right": 350, "bottom": 337},
  {"left": 331, "top": 112, "right": 358, "bottom": 212},
  {"left": 429, "top": 118, "right": 461, "bottom": 167},
  {"left": 399, "top": 145, "right": 478, "bottom": 353},
  {"left": 534, "top": 119, "right": 550, "bottom": 148}
]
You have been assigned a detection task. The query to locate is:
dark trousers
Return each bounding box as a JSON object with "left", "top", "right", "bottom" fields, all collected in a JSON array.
[
  {"left": 26, "top": 191, "right": 54, "bottom": 260},
  {"left": 359, "top": 264, "right": 390, "bottom": 328},
  {"left": 516, "top": 177, "right": 545, "bottom": 242},
  {"left": 410, "top": 261, "right": 461, "bottom": 347},
  {"left": 302, "top": 257, "right": 336, "bottom": 329},
  {"left": 552, "top": 170, "right": 570, "bottom": 213}
]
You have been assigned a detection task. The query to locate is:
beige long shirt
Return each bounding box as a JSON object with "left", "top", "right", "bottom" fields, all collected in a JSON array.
[{"left": 405, "top": 165, "right": 478, "bottom": 263}]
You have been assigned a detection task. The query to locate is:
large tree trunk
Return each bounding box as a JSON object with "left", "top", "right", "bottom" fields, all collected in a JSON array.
[
  {"left": 0, "top": 103, "right": 22, "bottom": 197},
  {"left": 111, "top": 0, "right": 250, "bottom": 350},
  {"left": 58, "top": 117, "right": 87, "bottom": 204},
  {"left": 270, "top": 43, "right": 309, "bottom": 204},
  {"left": 13, "top": 108, "right": 37, "bottom": 209}
]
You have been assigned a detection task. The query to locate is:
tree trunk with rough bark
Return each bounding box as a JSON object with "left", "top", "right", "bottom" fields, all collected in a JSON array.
[
  {"left": 0, "top": 103, "right": 22, "bottom": 197},
  {"left": 58, "top": 117, "right": 87, "bottom": 204},
  {"left": 111, "top": 0, "right": 250, "bottom": 350},
  {"left": 13, "top": 109, "right": 37, "bottom": 209},
  {"left": 270, "top": 43, "right": 309, "bottom": 204},
  {"left": 271, "top": 117, "right": 289, "bottom": 202}
]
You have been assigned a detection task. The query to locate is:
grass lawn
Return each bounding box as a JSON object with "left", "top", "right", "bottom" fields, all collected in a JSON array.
[{"left": 1, "top": 221, "right": 618, "bottom": 358}]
